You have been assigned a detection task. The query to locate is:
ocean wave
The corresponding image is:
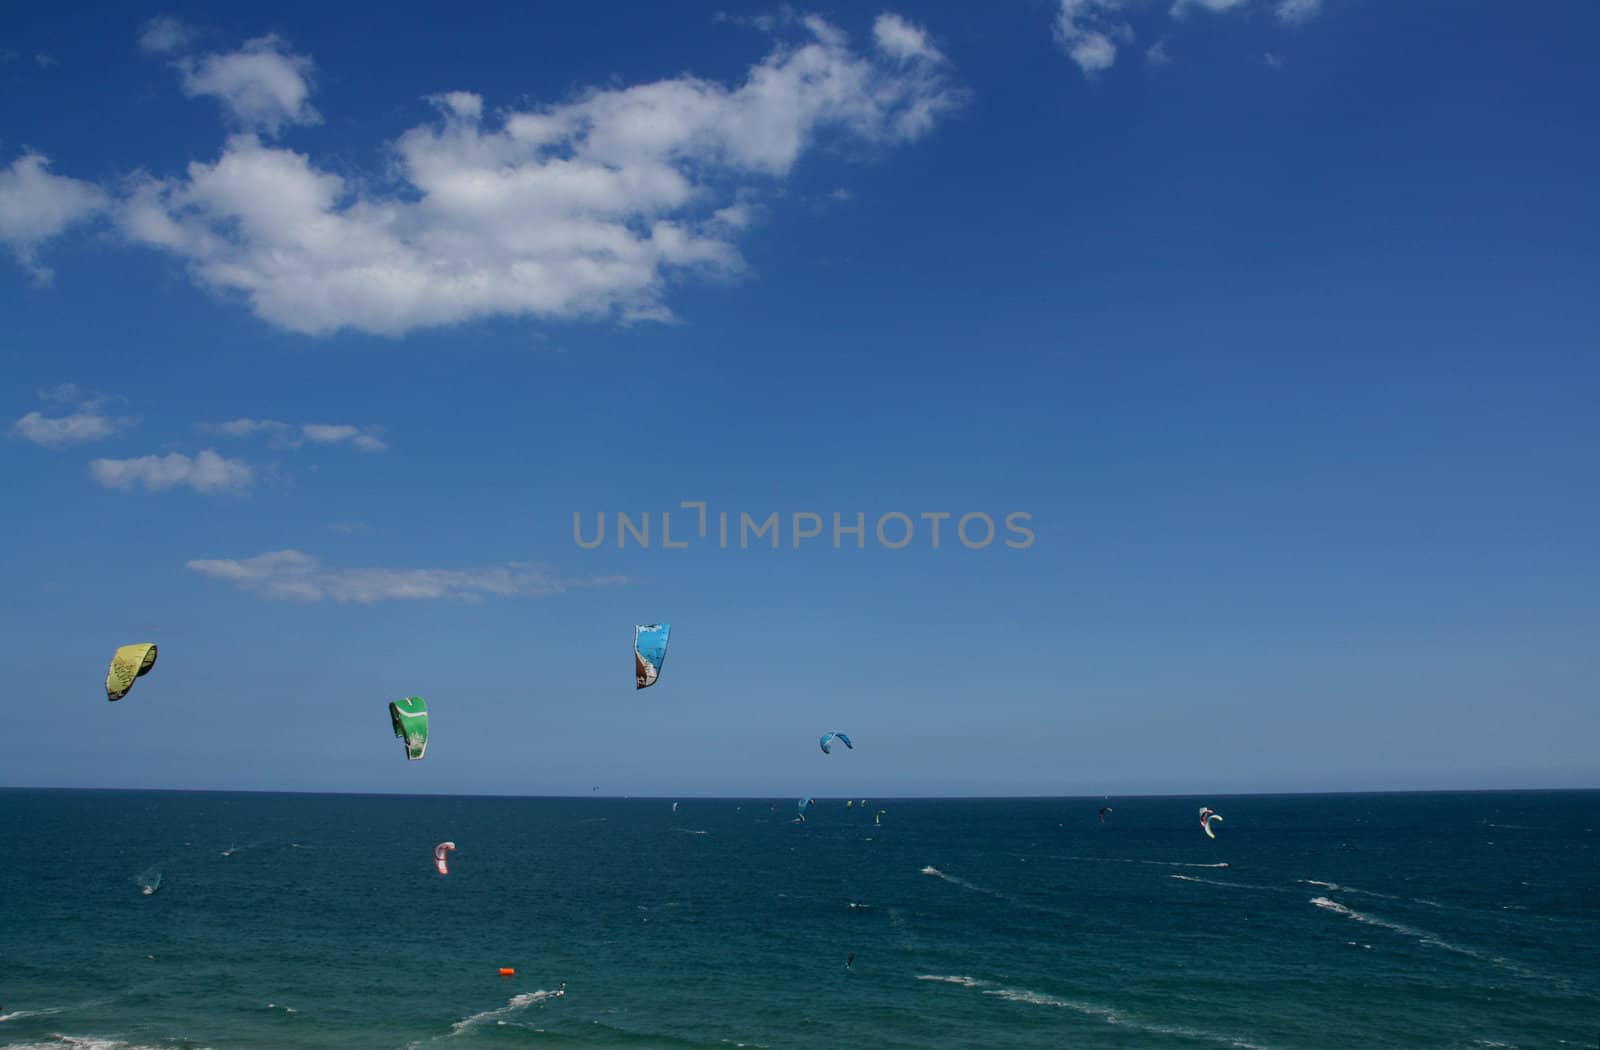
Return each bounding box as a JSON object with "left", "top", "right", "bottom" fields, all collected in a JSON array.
[
  {"left": 0, "top": 1007, "right": 64, "bottom": 1024},
  {"left": 450, "top": 989, "right": 563, "bottom": 1034},
  {"left": 0, "top": 1038, "right": 208, "bottom": 1050}
]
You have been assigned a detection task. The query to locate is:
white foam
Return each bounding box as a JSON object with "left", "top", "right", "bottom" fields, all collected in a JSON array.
[
  {"left": 450, "top": 990, "right": 563, "bottom": 1034},
  {"left": 923, "top": 977, "right": 1270, "bottom": 1048},
  {"left": 916, "top": 975, "right": 990, "bottom": 988},
  {"left": 2, "top": 1038, "right": 201, "bottom": 1050},
  {"left": 0, "top": 1007, "right": 63, "bottom": 1023},
  {"left": 1307, "top": 897, "right": 1538, "bottom": 977}
]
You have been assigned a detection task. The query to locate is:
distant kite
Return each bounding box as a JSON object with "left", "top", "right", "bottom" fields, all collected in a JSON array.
[
  {"left": 819, "top": 732, "right": 854, "bottom": 755},
  {"left": 434, "top": 841, "right": 455, "bottom": 875},
  {"left": 1199, "top": 807, "right": 1223, "bottom": 839}
]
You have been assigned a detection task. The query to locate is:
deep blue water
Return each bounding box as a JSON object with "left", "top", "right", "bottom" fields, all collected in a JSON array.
[{"left": 1, "top": 790, "right": 1597, "bottom": 1049}]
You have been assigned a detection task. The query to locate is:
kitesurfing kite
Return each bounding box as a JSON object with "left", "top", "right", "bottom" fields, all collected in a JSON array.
[
  {"left": 1098, "top": 806, "right": 1113, "bottom": 823},
  {"left": 819, "top": 731, "right": 853, "bottom": 755},
  {"left": 389, "top": 697, "right": 429, "bottom": 760},
  {"left": 874, "top": 809, "right": 887, "bottom": 826},
  {"left": 796, "top": 797, "right": 814, "bottom": 822},
  {"left": 434, "top": 841, "right": 455, "bottom": 875},
  {"left": 105, "top": 644, "right": 157, "bottom": 702},
  {"left": 635, "top": 624, "right": 671, "bottom": 689},
  {"left": 1199, "top": 807, "right": 1223, "bottom": 839}
]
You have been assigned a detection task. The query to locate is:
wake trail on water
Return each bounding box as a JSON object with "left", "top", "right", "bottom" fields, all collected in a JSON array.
[
  {"left": 1061, "top": 856, "right": 1230, "bottom": 869},
  {"left": 1170, "top": 875, "right": 1287, "bottom": 893},
  {"left": 916, "top": 975, "right": 1271, "bottom": 1049},
  {"left": 1306, "top": 897, "right": 1563, "bottom": 985},
  {"left": 918, "top": 866, "right": 1072, "bottom": 920},
  {"left": 450, "top": 990, "right": 563, "bottom": 1035}
]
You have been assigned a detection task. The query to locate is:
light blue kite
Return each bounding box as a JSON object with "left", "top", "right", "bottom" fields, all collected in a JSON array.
[{"left": 635, "top": 624, "right": 671, "bottom": 690}]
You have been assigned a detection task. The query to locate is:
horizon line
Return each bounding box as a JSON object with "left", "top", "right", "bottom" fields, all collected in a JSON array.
[{"left": 3, "top": 784, "right": 1595, "bottom": 801}]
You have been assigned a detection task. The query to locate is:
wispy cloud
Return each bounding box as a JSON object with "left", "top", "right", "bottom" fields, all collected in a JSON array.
[
  {"left": 0, "top": 151, "right": 108, "bottom": 283},
  {"left": 187, "top": 549, "right": 630, "bottom": 603},
  {"left": 199, "top": 418, "right": 387, "bottom": 452},
  {"left": 89, "top": 449, "right": 253, "bottom": 492},
  {"left": 110, "top": 13, "right": 958, "bottom": 336},
  {"left": 873, "top": 13, "right": 945, "bottom": 64},
  {"left": 175, "top": 34, "right": 320, "bottom": 135},
  {"left": 139, "top": 15, "right": 196, "bottom": 56},
  {"left": 1275, "top": 0, "right": 1322, "bottom": 25},
  {"left": 11, "top": 387, "right": 134, "bottom": 448},
  {"left": 1170, "top": 0, "right": 1250, "bottom": 17},
  {"left": 1058, "top": 0, "right": 1322, "bottom": 78},
  {"left": 1055, "top": 0, "right": 1127, "bottom": 77}
]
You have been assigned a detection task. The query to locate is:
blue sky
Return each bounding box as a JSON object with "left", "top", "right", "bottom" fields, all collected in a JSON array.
[{"left": 3, "top": 1, "right": 1596, "bottom": 797}]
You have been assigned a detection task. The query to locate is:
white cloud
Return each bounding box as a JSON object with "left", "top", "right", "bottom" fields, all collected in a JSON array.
[
  {"left": 187, "top": 549, "right": 630, "bottom": 603},
  {"left": 11, "top": 387, "right": 133, "bottom": 448},
  {"left": 39, "top": 383, "right": 84, "bottom": 402},
  {"left": 89, "top": 449, "right": 253, "bottom": 492},
  {"left": 35, "top": 54, "right": 56, "bottom": 69},
  {"left": 116, "top": 14, "right": 957, "bottom": 336},
  {"left": 1265, "top": 50, "right": 1284, "bottom": 68},
  {"left": 1170, "top": 0, "right": 1250, "bottom": 16},
  {"left": 13, "top": 408, "right": 119, "bottom": 447},
  {"left": 1275, "top": 0, "right": 1322, "bottom": 24},
  {"left": 199, "top": 418, "right": 387, "bottom": 451},
  {"left": 873, "top": 13, "right": 943, "bottom": 64},
  {"left": 1146, "top": 39, "right": 1171, "bottom": 66},
  {"left": 140, "top": 15, "right": 195, "bottom": 56},
  {"left": 0, "top": 151, "right": 108, "bottom": 283},
  {"left": 177, "top": 35, "right": 320, "bottom": 135},
  {"left": 1055, "top": 0, "right": 1127, "bottom": 77}
]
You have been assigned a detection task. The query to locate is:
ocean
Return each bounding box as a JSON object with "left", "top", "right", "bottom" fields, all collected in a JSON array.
[{"left": 1, "top": 790, "right": 1596, "bottom": 1049}]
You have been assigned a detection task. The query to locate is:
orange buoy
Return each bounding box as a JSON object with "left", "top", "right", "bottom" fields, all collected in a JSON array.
[{"left": 498, "top": 967, "right": 515, "bottom": 976}]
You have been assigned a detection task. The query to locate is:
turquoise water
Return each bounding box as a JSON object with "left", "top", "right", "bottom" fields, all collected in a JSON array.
[{"left": 2, "top": 790, "right": 1597, "bottom": 1049}]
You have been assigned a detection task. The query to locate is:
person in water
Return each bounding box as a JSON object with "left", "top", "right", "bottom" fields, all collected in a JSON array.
[{"left": 846, "top": 954, "right": 854, "bottom": 970}]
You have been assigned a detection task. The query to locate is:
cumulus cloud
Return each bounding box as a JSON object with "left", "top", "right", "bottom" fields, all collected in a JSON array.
[
  {"left": 1146, "top": 39, "right": 1171, "bottom": 66},
  {"left": 115, "top": 14, "right": 958, "bottom": 336},
  {"left": 187, "top": 549, "right": 630, "bottom": 603},
  {"left": 199, "top": 418, "right": 387, "bottom": 451},
  {"left": 14, "top": 409, "right": 118, "bottom": 447},
  {"left": 89, "top": 449, "right": 253, "bottom": 492},
  {"left": 1055, "top": 0, "right": 1128, "bottom": 77},
  {"left": 11, "top": 388, "right": 133, "bottom": 448},
  {"left": 0, "top": 151, "right": 108, "bottom": 282},
  {"left": 1274, "top": 0, "right": 1322, "bottom": 25},
  {"left": 176, "top": 34, "right": 320, "bottom": 135},
  {"left": 140, "top": 15, "right": 195, "bottom": 55}
]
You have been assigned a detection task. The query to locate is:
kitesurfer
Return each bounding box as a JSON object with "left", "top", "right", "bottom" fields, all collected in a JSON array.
[{"left": 846, "top": 954, "right": 854, "bottom": 970}]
